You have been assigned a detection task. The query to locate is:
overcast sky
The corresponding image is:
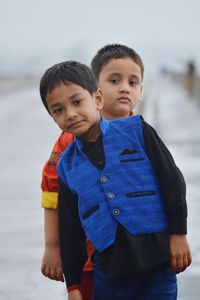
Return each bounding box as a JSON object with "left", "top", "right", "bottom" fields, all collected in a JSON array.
[{"left": 0, "top": 0, "right": 199, "bottom": 74}]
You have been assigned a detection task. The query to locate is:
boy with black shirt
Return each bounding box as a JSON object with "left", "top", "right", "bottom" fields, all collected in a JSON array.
[{"left": 40, "top": 53, "right": 191, "bottom": 299}]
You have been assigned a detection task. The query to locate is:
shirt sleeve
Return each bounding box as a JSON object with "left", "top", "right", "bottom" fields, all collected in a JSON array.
[
  {"left": 142, "top": 120, "right": 187, "bottom": 234},
  {"left": 58, "top": 178, "right": 87, "bottom": 288},
  {"left": 40, "top": 132, "right": 74, "bottom": 209}
]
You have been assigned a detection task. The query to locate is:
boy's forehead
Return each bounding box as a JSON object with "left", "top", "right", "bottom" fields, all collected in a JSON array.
[
  {"left": 47, "top": 82, "right": 82, "bottom": 95},
  {"left": 101, "top": 57, "right": 141, "bottom": 77},
  {"left": 46, "top": 82, "right": 92, "bottom": 103}
]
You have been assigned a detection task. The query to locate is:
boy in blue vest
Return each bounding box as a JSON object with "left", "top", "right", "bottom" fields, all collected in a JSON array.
[
  {"left": 40, "top": 45, "right": 145, "bottom": 300},
  {"left": 40, "top": 44, "right": 142, "bottom": 298},
  {"left": 39, "top": 57, "right": 191, "bottom": 299}
]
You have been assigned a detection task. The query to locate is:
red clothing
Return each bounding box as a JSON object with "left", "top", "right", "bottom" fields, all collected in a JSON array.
[
  {"left": 41, "top": 131, "right": 94, "bottom": 272},
  {"left": 41, "top": 132, "right": 73, "bottom": 208}
]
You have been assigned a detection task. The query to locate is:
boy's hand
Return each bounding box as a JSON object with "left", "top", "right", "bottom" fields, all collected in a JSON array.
[
  {"left": 68, "top": 289, "right": 83, "bottom": 300},
  {"left": 41, "top": 244, "right": 64, "bottom": 282},
  {"left": 170, "top": 234, "right": 192, "bottom": 273}
]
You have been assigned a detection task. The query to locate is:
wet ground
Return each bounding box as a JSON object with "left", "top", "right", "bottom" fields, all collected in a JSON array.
[
  {"left": 0, "top": 75, "right": 199, "bottom": 299},
  {"left": 143, "top": 74, "right": 200, "bottom": 300}
]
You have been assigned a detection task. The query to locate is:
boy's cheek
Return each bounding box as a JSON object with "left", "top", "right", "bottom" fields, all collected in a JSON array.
[{"left": 52, "top": 117, "right": 65, "bottom": 131}]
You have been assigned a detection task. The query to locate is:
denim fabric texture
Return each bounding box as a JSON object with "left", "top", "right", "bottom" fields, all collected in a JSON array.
[{"left": 93, "top": 254, "right": 177, "bottom": 300}]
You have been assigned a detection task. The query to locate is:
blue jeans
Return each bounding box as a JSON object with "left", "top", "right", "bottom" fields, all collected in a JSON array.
[{"left": 93, "top": 259, "right": 177, "bottom": 300}]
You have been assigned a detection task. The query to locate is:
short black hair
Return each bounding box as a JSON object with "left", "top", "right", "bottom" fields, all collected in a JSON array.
[
  {"left": 91, "top": 44, "right": 144, "bottom": 80},
  {"left": 40, "top": 60, "right": 97, "bottom": 114}
]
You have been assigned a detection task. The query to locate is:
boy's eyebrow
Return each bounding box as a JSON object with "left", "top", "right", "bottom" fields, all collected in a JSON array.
[
  {"left": 108, "top": 72, "right": 140, "bottom": 79},
  {"left": 49, "top": 93, "right": 83, "bottom": 108},
  {"left": 68, "top": 92, "right": 83, "bottom": 100},
  {"left": 107, "top": 72, "right": 121, "bottom": 76},
  {"left": 48, "top": 102, "right": 61, "bottom": 109}
]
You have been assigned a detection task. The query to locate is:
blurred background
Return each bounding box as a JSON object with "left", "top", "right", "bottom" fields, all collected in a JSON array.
[{"left": 0, "top": 0, "right": 199, "bottom": 299}]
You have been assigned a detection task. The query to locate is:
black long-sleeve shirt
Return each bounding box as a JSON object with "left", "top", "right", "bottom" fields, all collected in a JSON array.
[{"left": 58, "top": 120, "right": 187, "bottom": 288}]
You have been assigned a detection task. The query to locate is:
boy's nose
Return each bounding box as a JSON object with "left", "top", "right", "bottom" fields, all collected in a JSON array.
[
  {"left": 119, "top": 82, "right": 130, "bottom": 93},
  {"left": 66, "top": 109, "right": 78, "bottom": 120},
  {"left": 120, "top": 88, "right": 129, "bottom": 93}
]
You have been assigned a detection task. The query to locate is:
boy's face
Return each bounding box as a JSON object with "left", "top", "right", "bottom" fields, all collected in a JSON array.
[
  {"left": 97, "top": 57, "right": 143, "bottom": 120},
  {"left": 46, "top": 82, "right": 103, "bottom": 141}
]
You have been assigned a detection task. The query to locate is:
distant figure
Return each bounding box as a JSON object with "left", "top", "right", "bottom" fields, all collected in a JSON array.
[{"left": 185, "top": 60, "right": 196, "bottom": 96}]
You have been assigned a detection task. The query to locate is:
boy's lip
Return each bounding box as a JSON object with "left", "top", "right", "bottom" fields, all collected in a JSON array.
[
  {"left": 68, "top": 120, "right": 83, "bottom": 130},
  {"left": 117, "top": 96, "right": 131, "bottom": 103}
]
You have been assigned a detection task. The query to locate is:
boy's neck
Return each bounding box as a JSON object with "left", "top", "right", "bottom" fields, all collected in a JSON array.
[
  {"left": 79, "top": 122, "right": 101, "bottom": 143},
  {"left": 102, "top": 111, "right": 134, "bottom": 120},
  {"left": 83, "top": 132, "right": 101, "bottom": 143}
]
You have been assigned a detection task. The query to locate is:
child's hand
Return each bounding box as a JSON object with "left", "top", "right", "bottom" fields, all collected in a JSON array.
[
  {"left": 68, "top": 289, "right": 83, "bottom": 300},
  {"left": 41, "top": 244, "right": 64, "bottom": 282},
  {"left": 170, "top": 234, "right": 192, "bottom": 273}
]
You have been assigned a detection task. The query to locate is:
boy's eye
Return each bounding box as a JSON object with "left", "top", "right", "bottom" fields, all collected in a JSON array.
[
  {"left": 73, "top": 99, "right": 82, "bottom": 105},
  {"left": 129, "top": 80, "right": 138, "bottom": 86},
  {"left": 52, "top": 107, "right": 63, "bottom": 114},
  {"left": 110, "top": 78, "right": 120, "bottom": 84}
]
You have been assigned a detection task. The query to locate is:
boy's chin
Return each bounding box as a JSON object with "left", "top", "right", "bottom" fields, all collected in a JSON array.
[{"left": 115, "top": 106, "right": 133, "bottom": 117}]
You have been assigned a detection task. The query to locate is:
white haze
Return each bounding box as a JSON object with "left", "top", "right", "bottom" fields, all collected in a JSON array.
[{"left": 0, "top": 0, "right": 199, "bottom": 74}]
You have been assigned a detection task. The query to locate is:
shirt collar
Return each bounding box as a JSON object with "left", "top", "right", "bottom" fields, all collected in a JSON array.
[{"left": 75, "top": 117, "right": 109, "bottom": 151}]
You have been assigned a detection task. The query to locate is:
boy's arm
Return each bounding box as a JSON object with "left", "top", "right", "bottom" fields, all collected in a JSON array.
[
  {"left": 41, "top": 132, "right": 74, "bottom": 281},
  {"left": 142, "top": 120, "right": 187, "bottom": 232},
  {"left": 41, "top": 152, "right": 63, "bottom": 281},
  {"left": 170, "top": 234, "right": 192, "bottom": 273},
  {"left": 142, "top": 120, "right": 192, "bottom": 272},
  {"left": 41, "top": 208, "right": 64, "bottom": 282},
  {"left": 58, "top": 178, "right": 87, "bottom": 291},
  {"left": 68, "top": 290, "right": 83, "bottom": 300}
]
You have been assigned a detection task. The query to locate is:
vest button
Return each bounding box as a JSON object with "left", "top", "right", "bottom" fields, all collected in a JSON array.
[
  {"left": 112, "top": 208, "right": 120, "bottom": 216},
  {"left": 100, "top": 176, "right": 108, "bottom": 183},
  {"left": 107, "top": 192, "right": 115, "bottom": 199}
]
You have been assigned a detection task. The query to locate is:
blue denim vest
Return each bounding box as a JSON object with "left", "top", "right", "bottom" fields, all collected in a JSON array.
[{"left": 57, "top": 116, "right": 168, "bottom": 252}]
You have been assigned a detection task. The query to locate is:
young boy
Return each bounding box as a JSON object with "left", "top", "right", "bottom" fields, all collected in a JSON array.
[
  {"left": 40, "top": 44, "right": 144, "bottom": 299},
  {"left": 40, "top": 60, "right": 191, "bottom": 299}
]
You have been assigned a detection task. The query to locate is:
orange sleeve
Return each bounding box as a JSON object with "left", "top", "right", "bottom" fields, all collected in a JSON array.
[{"left": 41, "top": 131, "right": 74, "bottom": 209}]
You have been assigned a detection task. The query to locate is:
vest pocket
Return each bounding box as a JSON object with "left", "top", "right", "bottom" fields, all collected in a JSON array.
[
  {"left": 119, "top": 149, "right": 144, "bottom": 163},
  {"left": 120, "top": 149, "right": 139, "bottom": 155},
  {"left": 120, "top": 157, "right": 144, "bottom": 162},
  {"left": 82, "top": 205, "right": 100, "bottom": 220},
  {"left": 126, "top": 190, "right": 155, "bottom": 198}
]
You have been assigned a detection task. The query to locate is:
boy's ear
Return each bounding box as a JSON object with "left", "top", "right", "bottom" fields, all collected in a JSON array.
[
  {"left": 139, "top": 84, "right": 144, "bottom": 101},
  {"left": 95, "top": 88, "right": 104, "bottom": 110},
  {"left": 140, "top": 83, "right": 144, "bottom": 94}
]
